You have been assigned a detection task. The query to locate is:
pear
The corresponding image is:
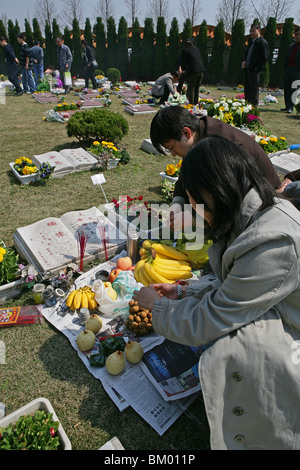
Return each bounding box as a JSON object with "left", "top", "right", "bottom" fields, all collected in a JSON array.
[{"left": 85, "top": 314, "right": 103, "bottom": 334}]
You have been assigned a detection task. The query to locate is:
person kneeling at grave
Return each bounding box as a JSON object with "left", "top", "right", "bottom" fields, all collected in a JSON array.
[{"left": 150, "top": 71, "right": 180, "bottom": 105}]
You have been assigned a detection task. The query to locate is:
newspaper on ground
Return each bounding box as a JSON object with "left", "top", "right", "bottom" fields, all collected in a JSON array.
[{"left": 41, "top": 260, "right": 216, "bottom": 434}]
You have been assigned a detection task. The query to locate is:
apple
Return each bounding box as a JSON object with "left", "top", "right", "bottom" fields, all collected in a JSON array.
[
  {"left": 116, "top": 256, "right": 133, "bottom": 270},
  {"left": 109, "top": 268, "right": 122, "bottom": 283}
]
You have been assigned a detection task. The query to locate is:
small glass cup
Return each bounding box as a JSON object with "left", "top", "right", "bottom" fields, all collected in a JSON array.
[{"left": 33, "top": 283, "right": 46, "bottom": 304}]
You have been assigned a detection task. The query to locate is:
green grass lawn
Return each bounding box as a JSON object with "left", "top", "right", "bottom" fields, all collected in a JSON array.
[{"left": 0, "top": 83, "right": 299, "bottom": 450}]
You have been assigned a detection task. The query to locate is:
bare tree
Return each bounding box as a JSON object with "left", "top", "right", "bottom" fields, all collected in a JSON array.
[
  {"left": 62, "top": 0, "right": 84, "bottom": 27},
  {"left": 250, "top": 0, "right": 295, "bottom": 27},
  {"left": 180, "top": 0, "right": 202, "bottom": 27},
  {"left": 94, "top": 0, "right": 116, "bottom": 29},
  {"left": 34, "top": 0, "right": 58, "bottom": 30},
  {"left": 146, "top": 0, "right": 170, "bottom": 27},
  {"left": 125, "top": 0, "right": 143, "bottom": 27},
  {"left": 215, "top": 0, "right": 251, "bottom": 33}
]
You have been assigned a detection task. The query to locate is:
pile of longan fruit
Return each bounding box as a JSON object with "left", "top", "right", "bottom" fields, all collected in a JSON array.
[{"left": 126, "top": 300, "right": 154, "bottom": 336}]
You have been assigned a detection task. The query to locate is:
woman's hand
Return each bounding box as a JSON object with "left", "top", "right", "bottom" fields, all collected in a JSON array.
[{"left": 277, "top": 178, "right": 293, "bottom": 193}]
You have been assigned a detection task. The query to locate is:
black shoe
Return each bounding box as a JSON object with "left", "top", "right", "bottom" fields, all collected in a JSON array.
[
  {"left": 287, "top": 109, "right": 292, "bottom": 114},
  {"left": 281, "top": 107, "right": 288, "bottom": 111},
  {"left": 16, "top": 91, "right": 23, "bottom": 96}
]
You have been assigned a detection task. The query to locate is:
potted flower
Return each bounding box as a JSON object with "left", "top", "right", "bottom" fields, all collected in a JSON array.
[
  {"left": 255, "top": 134, "right": 289, "bottom": 155},
  {"left": 0, "top": 241, "right": 24, "bottom": 302},
  {"left": 0, "top": 397, "right": 71, "bottom": 450},
  {"left": 86, "top": 140, "right": 121, "bottom": 169},
  {"left": 10, "top": 157, "right": 55, "bottom": 185},
  {"left": 160, "top": 160, "right": 182, "bottom": 183}
]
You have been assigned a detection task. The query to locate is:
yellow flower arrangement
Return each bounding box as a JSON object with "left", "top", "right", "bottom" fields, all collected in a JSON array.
[
  {"left": 165, "top": 160, "right": 182, "bottom": 177},
  {"left": 0, "top": 246, "right": 6, "bottom": 263}
]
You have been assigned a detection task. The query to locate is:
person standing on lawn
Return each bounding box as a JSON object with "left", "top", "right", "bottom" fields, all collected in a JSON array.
[
  {"left": 31, "top": 40, "right": 44, "bottom": 89},
  {"left": 17, "top": 32, "right": 36, "bottom": 94},
  {"left": 242, "top": 24, "right": 269, "bottom": 106},
  {"left": 56, "top": 37, "right": 73, "bottom": 94},
  {"left": 81, "top": 40, "right": 97, "bottom": 90},
  {"left": 0, "top": 36, "right": 23, "bottom": 95},
  {"left": 281, "top": 26, "right": 300, "bottom": 114},
  {"left": 178, "top": 39, "right": 205, "bottom": 106}
]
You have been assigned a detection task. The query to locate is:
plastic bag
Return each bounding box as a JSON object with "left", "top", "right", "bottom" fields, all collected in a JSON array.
[
  {"left": 92, "top": 271, "right": 143, "bottom": 316},
  {"left": 44, "top": 109, "right": 65, "bottom": 123}
]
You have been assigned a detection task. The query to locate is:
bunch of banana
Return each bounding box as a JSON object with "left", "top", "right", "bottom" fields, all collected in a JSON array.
[
  {"left": 134, "top": 240, "right": 192, "bottom": 287},
  {"left": 66, "top": 285, "right": 98, "bottom": 311}
]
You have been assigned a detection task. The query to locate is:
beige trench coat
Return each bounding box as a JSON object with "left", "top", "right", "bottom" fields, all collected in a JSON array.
[{"left": 152, "top": 188, "right": 300, "bottom": 450}]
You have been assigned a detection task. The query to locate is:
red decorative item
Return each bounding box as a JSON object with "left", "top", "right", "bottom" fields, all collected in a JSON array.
[{"left": 76, "top": 227, "right": 89, "bottom": 271}]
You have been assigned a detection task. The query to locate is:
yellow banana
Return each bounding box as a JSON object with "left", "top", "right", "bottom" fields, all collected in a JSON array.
[
  {"left": 81, "top": 290, "right": 89, "bottom": 309},
  {"left": 154, "top": 253, "right": 191, "bottom": 269},
  {"left": 142, "top": 239, "right": 153, "bottom": 249},
  {"left": 66, "top": 289, "right": 77, "bottom": 307},
  {"left": 153, "top": 259, "right": 192, "bottom": 280},
  {"left": 143, "top": 261, "right": 173, "bottom": 284},
  {"left": 151, "top": 243, "right": 188, "bottom": 261},
  {"left": 134, "top": 258, "right": 146, "bottom": 283},
  {"left": 87, "top": 291, "right": 98, "bottom": 310},
  {"left": 138, "top": 264, "right": 152, "bottom": 286},
  {"left": 73, "top": 289, "right": 82, "bottom": 310}
]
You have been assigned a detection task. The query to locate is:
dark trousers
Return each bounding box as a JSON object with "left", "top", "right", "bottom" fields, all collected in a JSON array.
[
  {"left": 187, "top": 72, "right": 203, "bottom": 105},
  {"left": 244, "top": 69, "right": 260, "bottom": 106},
  {"left": 284, "top": 67, "right": 300, "bottom": 111},
  {"left": 7, "top": 63, "right": 22, "bottom": 93},
  {"left": 85, "top": 64, "right": 97, "bottom": 89},
  {"left": 177, "top": 71, "right": 187, "bottom": 94}
]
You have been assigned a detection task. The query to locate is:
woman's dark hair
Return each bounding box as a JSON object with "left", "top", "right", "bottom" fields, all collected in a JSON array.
[
  {"left": 150, "top": 105, "right": 200, "bottom": 154},
  {"left": 81, "top": 39, "right": 88, "bottom": 46},
  {"left": 181, "top": 135, "right": 278, "bottom": 241}
]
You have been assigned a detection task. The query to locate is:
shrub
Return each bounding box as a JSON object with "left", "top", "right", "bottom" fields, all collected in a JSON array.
[
  {"left": 106, "top": 67, "right": 121, "bottom": 84},
  {"left": 66, "top": 108, "right": 129, "bottom": 144}
]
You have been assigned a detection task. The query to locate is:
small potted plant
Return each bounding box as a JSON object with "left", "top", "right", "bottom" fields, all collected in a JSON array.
[
  {"left": 160, "top": 160, "right": 182, "bottom": 183},
  {"left": 10, "top": 157, "right": 55, "bottom": 185},
  {"left": 0, "top": 397, "right": 71, "bottom": 450}
]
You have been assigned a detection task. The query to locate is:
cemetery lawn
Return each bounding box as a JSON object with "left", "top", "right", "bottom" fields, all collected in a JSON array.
[{"left": 0, "top": 84, "right": 299, "bottom": 450}]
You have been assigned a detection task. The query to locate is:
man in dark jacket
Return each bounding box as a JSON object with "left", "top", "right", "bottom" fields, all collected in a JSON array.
[
  {"left": 150, "top": 105, "right": 282, "bottom": 205},
  {"left": 56, "top": 37, "right": 73, "bottom": 94},
  {"left": 281, "top": 27, "right": 300, "bottom": 114},
  {"left": 31, "top": 40, "right": 44, "bottom": 88},
  {"left": 17, "top": 32, "right": 36, "bottom": 93},
  {"left": 179, "top": 39, "right": 205, "bottom": 105},
  {"left": 0, "top": 36, "right": 23, "bottom": 95},
  {"left": 81, "top": 40, "right": 97, "bottom": 90},
  {"left": 242, "top": 24, "right": 269, "bottom": 106}
]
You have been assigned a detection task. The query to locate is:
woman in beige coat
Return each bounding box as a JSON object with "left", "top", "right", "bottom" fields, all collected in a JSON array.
[{"left": 133, "top": 136, "right": 300, "bottom": 450}]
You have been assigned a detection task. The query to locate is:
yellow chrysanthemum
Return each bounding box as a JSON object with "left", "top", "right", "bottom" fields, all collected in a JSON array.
[
  {"left": 280, "top": 137, "right": 286, "bottom": 140},
  {"left": 270, "top": 137, "right": 278, "bottom": 142},
  {"left": 93, "top": 141, "right": 100, "bottom": 146},
  {"left": 260, "top": 140, "right": 268, "bottom": 145}
]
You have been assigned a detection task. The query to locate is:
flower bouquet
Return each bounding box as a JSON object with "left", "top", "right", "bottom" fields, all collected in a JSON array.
[
  {"left": 207, "top": 97, "right": 258, "bottom": 127},
  {"left": 255, "top": 134, "right": 289, "bottom": 154}
]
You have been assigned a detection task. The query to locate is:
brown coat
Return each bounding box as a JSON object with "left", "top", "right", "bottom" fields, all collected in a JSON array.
[{"left": 173, "top": 116, "right": 281, "bottom": 203}]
